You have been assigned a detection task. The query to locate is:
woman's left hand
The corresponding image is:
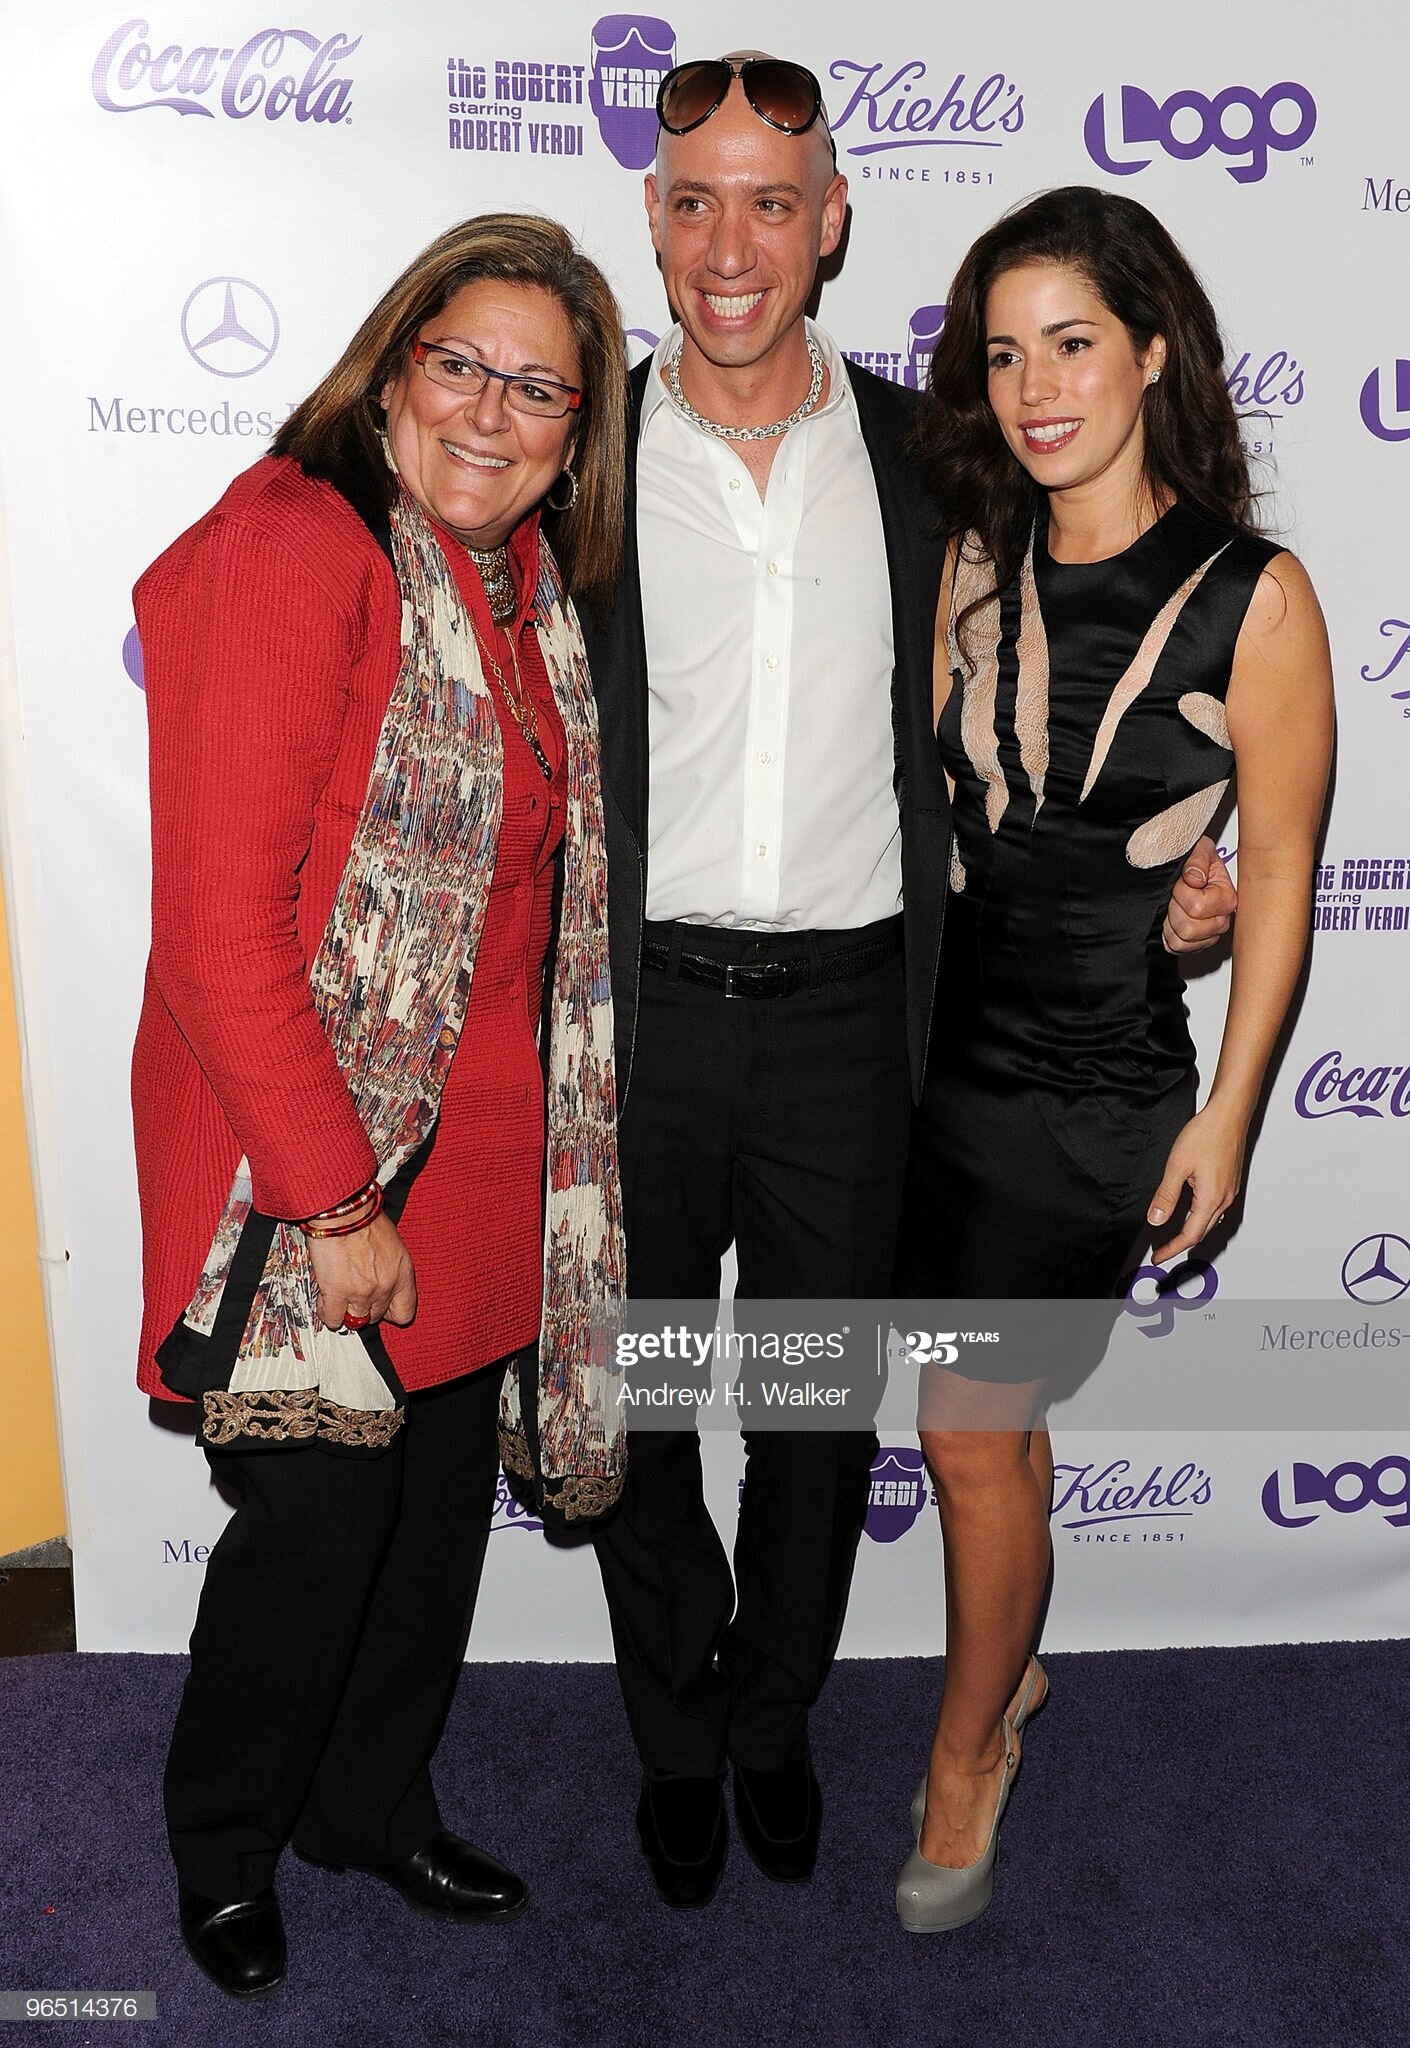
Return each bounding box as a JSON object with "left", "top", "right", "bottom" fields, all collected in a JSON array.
[{"left": 1146, "top": 1108, "right": 1247, "bottom": 1262}]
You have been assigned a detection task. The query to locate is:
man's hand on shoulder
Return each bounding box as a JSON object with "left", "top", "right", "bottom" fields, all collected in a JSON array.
[{"left": 1163, "top": 834, "right": 1237, "bottom": 955}]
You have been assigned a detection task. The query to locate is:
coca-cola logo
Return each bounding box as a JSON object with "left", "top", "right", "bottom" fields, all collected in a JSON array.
[
  {"left": 490, "top": 1469, "right": 543, "bottom": 1534},
  {"left": 1051, "top": 1458, "right": 1212, "bottom": 1531},
  {"left": 92, "top": 18, "right": 358, "bottom": 123},
  {"left": 1294, "top": 1051, "right": 1410, "bottom": 1121}
]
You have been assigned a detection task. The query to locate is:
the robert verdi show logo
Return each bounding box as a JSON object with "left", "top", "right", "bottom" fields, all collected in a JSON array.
[
  {"left": 845, "top": 304, "right": 947, "bottom": 389},
  {"left": 825, "top": 53, "right": 1023, "bottom": 187},
  {"left": 446, "top": 16, "right": 676, "bottom": 166},
  {"left": 1311, "top": 854, "right": 1410, "bottom": 938},
  {"left": 92, "top": 18, "right": 358, "bottom": 122}
]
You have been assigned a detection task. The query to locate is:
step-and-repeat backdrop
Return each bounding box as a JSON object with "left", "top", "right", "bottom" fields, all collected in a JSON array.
[{"left": 0, "top": 3, "right": 1405, "bottom": 1656}]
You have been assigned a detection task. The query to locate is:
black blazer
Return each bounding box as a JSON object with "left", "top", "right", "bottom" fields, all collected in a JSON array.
[{"left": 581, "top": 355, "right": 949, "bottom": 1105}]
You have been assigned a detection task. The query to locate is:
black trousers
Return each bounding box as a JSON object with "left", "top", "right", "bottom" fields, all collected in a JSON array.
[
  {"left": 593, "top": 930, "right": 911, "bottom": 1777},
  {"left": 164, "top": 1360, "right": 507, "bottom": 1901}
]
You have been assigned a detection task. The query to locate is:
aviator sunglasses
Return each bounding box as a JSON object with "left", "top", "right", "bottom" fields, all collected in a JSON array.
[{"left": 655, "top": 57, "right": 833, "bottom": 154}]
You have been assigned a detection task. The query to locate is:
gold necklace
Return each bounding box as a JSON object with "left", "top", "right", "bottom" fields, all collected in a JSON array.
[
  {"left": 467, "top": 543, "right": 515, "bottom": 624},
  {"left": 472, "top": 622, "right": 553, "bottom": 782}
]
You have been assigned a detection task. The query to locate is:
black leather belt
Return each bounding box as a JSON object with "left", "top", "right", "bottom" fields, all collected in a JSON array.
[{"left": 641, "top": 922, "right": 902, "bottom": 999}]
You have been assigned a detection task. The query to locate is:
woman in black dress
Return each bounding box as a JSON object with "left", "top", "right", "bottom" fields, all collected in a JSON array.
[{"left": 893, "top": 187, "right": 1333, "bottom": 1931}]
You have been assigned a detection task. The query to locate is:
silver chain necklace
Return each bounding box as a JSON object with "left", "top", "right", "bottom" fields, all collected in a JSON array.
[{"left": 665, "top": 337, "right": 825, "bottom": 443}]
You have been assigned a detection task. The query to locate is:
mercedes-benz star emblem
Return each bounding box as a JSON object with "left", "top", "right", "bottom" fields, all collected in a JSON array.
[
  {"left": 1341, "top": 1233, "right": 1410, "bottom": 1305},
  {"left": 181, "top": 277, "right": 280, "bottom": 379}
]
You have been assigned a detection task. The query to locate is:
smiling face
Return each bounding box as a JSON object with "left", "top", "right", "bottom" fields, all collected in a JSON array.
[
  {"left": 380, "top": 279, "right": 581, "bottom": 549},
  {"left": 645, "top": 72, "right": 846, "bottom": 383},
  {"left": 983, "top": 261, "right": 1163, "bottom": 500}
]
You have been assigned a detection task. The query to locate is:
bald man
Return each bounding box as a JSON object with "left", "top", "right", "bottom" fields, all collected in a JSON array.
[{"left": 581, "top": 53, "right": 1234, "bottom": 1907}]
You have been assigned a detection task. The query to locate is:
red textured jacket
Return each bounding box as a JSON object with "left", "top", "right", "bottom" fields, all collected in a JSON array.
[{"left": 132, "top": 456, "right": 566, "bottom": 1397}]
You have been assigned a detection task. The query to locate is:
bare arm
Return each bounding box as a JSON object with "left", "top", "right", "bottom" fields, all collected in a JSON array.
[
  {"left": 1148, "top": 552, "right": 1334, "bottom": 1257},
  {"left": 933, "top": 539, "right": 958, "bottom": 735}
]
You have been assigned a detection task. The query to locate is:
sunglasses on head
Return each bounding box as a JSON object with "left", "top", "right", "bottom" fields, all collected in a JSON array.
[{"left": 656, "top": 57, "right": 831, "bottom": 150}]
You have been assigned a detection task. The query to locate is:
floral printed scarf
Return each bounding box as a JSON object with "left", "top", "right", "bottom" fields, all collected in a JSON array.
[{"left": 177, "top": 481, "right": 627, "bottom": 1522}]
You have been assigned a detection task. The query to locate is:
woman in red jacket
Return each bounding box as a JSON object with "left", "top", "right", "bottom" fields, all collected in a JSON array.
[{"left": 132, "top": 215, "right": 627, "bottom": 2000}]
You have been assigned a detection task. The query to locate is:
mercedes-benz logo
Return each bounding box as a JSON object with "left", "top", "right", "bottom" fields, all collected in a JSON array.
[
  {"left": 181, "top": 277, "right": 279, "bottom": 379},
  {"left": 1341, "top": 1233, "right": 1410, "bottom": 1305}
]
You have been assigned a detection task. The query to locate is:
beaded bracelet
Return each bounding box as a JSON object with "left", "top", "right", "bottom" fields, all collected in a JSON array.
[
  {"left": 300, "top": 1182, "right": 384, "bottom": 1239},
  {"left": 303, "top": 1177, "right": 379, "bottom": 1224}
]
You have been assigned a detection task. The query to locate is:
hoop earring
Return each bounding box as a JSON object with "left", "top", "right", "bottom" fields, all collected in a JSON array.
[{"left": 546, "top": 469, "right": 579, "bottom": 512}]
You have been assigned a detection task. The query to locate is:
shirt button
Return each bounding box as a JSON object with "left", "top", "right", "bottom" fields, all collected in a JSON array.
[
  {"left": 758, "top": 750, "right": 772, "bottom": 765},
  {"left": 756, "top": 843, "right": 768, "bottom": 858},
  {"left": 728, "top": 477, "right": 742, "bottom": 492},
  {"left": 767, "top": 561, "right": 780, "bottom": 576},
  {"left": 764, "top": 655, "right": 778, "bottom": 671}
]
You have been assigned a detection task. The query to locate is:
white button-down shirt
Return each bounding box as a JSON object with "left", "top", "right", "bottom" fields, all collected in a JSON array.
[{"left": 637, "top": 322, "right": 900, "bottom": 931}]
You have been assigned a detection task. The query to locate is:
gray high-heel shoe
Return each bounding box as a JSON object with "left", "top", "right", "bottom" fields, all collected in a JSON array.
[
  {"left": 896, "top": 1715, "right": 1016, "bottom": 1933},
  {"left": 909, "top": 1656, "right": 1047, "bottom": 1836}
]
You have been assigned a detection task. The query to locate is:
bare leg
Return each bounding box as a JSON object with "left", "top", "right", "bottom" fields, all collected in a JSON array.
[
  {"left": 1028, "top": 1422, "right": 1053, "bottom": 1512},
  {"left": 918, "top": 1385, "right": 1051, "bottom": 1867}
]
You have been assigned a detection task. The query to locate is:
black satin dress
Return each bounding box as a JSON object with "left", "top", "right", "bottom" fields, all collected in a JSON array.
[{"left": 895, "top": 502, "right": 1280, "bottom": 1322}]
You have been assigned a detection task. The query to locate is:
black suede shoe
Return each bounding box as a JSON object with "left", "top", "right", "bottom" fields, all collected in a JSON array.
[
  {"left": 178, "top": 1886, "right": 286, "bottom": 1999},
  {"left": 299, "top": 1831, "right": 528, "bottom": 1923},
  {"left": 635, "top": 1776, "right": 728, "bottom": 1909},
  {"left": 733, "top": 1757, "right": 822, "bottom": 1883}
]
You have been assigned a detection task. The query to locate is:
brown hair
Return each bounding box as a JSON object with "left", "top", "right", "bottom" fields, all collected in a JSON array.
[
  {"left": 274, "top": 214, "right": 626, "bottom": 604},
  {"left": 915, "top": 185, "right": 1256, "bottom": 654}
]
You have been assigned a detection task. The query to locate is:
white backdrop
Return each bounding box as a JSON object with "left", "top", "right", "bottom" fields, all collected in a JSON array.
[{"left": 0, "top": 2, "right": 1407, "bottom": 1657}]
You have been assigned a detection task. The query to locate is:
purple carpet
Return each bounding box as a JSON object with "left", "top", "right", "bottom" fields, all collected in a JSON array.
[{"left": 2, "top": 1643, "right": 1405, "bottom": 2047}]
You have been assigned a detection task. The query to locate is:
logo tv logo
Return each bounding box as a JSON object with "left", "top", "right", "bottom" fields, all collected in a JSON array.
[
  {"left": 1122, "top": 1257, "right": 1218, "bottom": 1339},
  {"left": 93, "top": 20, "right": 358, "bottom": 122},
  {"left": 1262, "top": 1455, "right": 1410, "bottom": 1529},
  {"left": 1360, "top": 361, "right": 1410, "bottom": 444},
  {"left": 588, "top": 14, "right": 675, "bottom": 169},
  {"left": 1084, "top": 81, "right": 1315, "bottom": 184},
  {"left": 864, "top": 1446, "right": 931, "bottom": 1542}
]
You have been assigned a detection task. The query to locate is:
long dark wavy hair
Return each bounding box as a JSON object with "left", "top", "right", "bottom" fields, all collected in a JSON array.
[{"left": 915, "top": 186, "right": 1255, "bottom": 656}]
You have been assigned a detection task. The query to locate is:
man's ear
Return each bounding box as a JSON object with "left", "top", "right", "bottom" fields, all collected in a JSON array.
[
  {"left": 644, "top": 172, "right": 664, "bottom": 257},
  {"left": 818, "top": 173, "right": 848, "bottom": 260}
]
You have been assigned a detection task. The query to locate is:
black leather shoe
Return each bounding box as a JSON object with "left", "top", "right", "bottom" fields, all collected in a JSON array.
[
  {"left": 635, "top": 1776, "right": 728, "bottom": 1908},
  {"left": 300, "top": 1830, "right": 528, "bottom": 1923},
  {"left": 178, "top": 1886, "right": 286, "bottom": 1999},
  {"left": 733, "top": 1757, "right": 822, "bottom": 1883}
]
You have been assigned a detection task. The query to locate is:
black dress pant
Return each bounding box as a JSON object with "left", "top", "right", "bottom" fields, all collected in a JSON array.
[
  {"left": 593, "top": 933, "right": 911, "bottom": 1777},
  {"left": 165, "top": 1360, "right": 507, "bottom": 1901}
]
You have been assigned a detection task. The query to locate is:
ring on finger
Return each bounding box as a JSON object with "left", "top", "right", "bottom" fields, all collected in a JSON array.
[{"left": 344, "top": 1310, "right": 372, "bottom": 1330}]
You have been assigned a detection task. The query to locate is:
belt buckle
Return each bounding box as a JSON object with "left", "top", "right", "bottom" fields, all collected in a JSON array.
[{"left": 723, "top": 958, "right": 788, "bottom": 999}]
